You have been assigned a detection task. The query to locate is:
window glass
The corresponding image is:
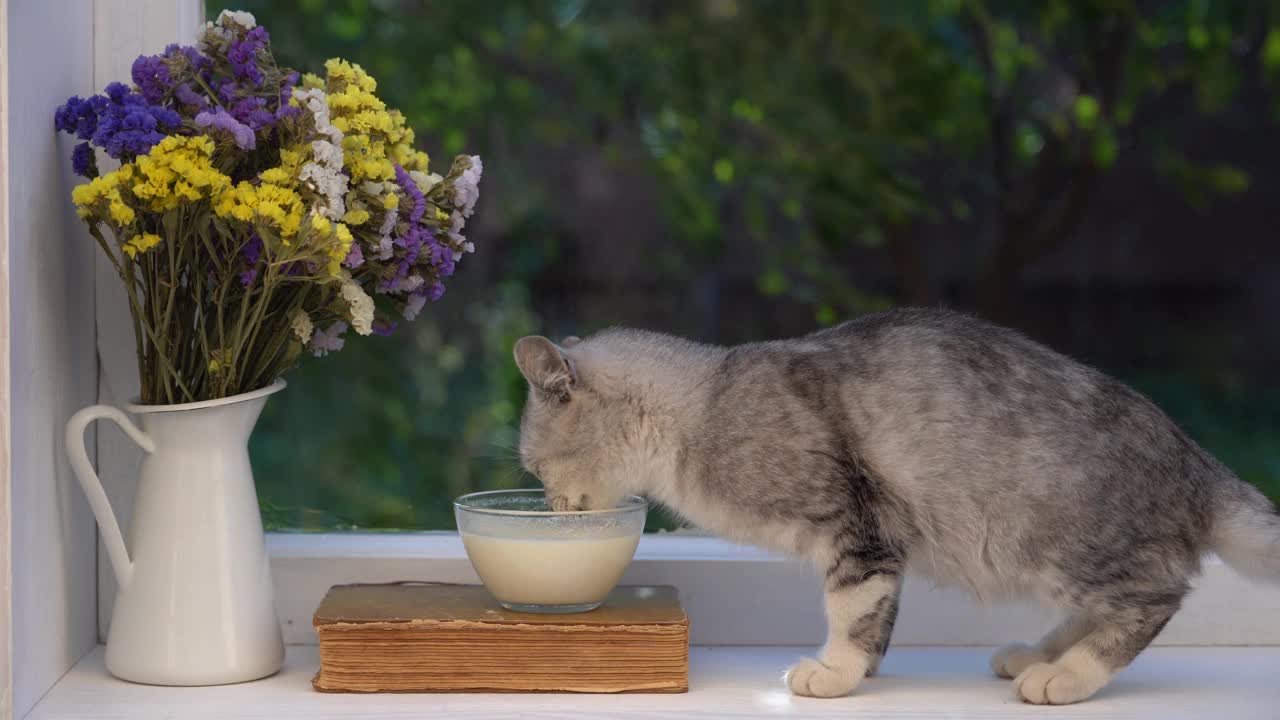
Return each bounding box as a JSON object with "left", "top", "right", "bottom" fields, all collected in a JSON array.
[{"left": 212, "top": 1, "right": 1280, "bottom": 531}]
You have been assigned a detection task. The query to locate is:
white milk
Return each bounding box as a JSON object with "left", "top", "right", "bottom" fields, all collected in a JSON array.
[{"left": 461, "top": 531, "right": 641, "bottom": 605}]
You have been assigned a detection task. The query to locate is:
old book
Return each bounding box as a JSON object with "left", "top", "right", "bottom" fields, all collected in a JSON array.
[{"left": 312, "top": 583, "right": 689, "bottom": 693}]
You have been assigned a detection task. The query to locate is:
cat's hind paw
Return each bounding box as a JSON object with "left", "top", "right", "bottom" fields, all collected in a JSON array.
[
  {"left": 785, "top": 657, "right": 863, "bottom": 698},
  {"left": 990, "top": 642, "right": 1048, "bottom": 679}
]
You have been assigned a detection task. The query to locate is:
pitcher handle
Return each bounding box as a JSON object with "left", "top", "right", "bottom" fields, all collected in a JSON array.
[{"left": 66, "top": 405, "right": 155, "bottom": 588}]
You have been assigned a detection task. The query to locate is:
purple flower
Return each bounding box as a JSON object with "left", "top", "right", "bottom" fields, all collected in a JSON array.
[
  {"left": 344, "top": 242, "right": 364, "bottom": 269},
  {"left": 394, "top": 165, "right": 426, "bottom": 224},
  {"left": 215, "top": 79, "right": 240, "bottom": 104},
  {"left": 372, "top": 319, "right": 398, "bottom": 336},
  {"left": 230, "top": 96, "right": 274, "bottom": 131},
  {"left": 78, "top": 87, "right": 181, "bottom": 158},
  {"left": 227, "top": 26, "right": 269, "bottom": 86},
  {"left": 71, "top": 142, "right": 97, "bottom": 178},
  {"left": 133, "top": 45, "right": 212, "bottom": 105},
  {"left": 173, "top": 83, "right": 209, "bottom": 111},
  {"left": 310, "top": 322, "right": 347, "bottom": 357},
  {"left": 402, "top": 293, "right": 427, "bottom": 321},
  {"left": 275, "top": 72, "right": 302, "bottom": 122},
  {"left": 164, "top": 43, "right": 207, "bottom": 72},
  {"left": 131, "top": 55, "right": 171, "bottom": 104},
  {"left": 195, "top": 106, "right": 256, "bottom": 150},
  {"left": 53, "top": 95, "right": 106, "bottom": 140},
  {"left": 239, "top": 233, "right": 263, "bottom": 287},
  {"left": 242, "top": 233, "right": 263, "bottom": 265},
  {"left": 428, "top": 235, "right": 456, "bottom": 278}
]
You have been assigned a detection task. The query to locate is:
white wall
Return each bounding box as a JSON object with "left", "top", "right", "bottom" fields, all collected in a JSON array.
[
  {"left": 1, "top": 0, "right": 13, "bottom": 716},
  {"left": 92, "top": 0, "right": 206, "bottom": 643},
  {"left": 6, "top": 0, "right": 98, "bottom": 716}
]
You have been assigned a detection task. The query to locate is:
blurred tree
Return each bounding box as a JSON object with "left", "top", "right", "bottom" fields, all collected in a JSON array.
[{"left": 228, "top": 0, "right": 1277, "bottom": 325}]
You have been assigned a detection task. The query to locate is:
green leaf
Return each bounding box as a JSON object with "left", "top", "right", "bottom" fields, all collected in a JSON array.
[
  {"left": 815, "top": 304, "right": 838, "bottom": 326},
  {"left": 730, "top": 98, "right": 764, "bottom": 124},
  {"left": 1091, "top": 130, "right": 1118, "bottom": 169},
  {"left": 782, "top": 198, "right": 802, "bottom": 220},
  {"left": 1206, "top": 165, "right": 1250, "bottom": 194},
  {"left": 1073, "top": 95, "right": 1100, "bottom": 130},
  {"left": 713, "top": 158, "right": 735, "bottom": 184},
  {"left": 1263, "top": 28, "right": 1280, "bottom": 73},
  {"left": 1015, "top": 123, "right": 1044, "bottom": 159},
  {"left": 758, "top": 270, "right": 787, "bottom": 296},
  {"left": 1188, "top": 24, "right": 1210, "bottom": 51}
]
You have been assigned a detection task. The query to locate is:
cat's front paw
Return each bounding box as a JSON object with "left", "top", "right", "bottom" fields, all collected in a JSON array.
[
  {"left": 785, "top": 657, "right": 863, "bottom": 698},
  {"left": 1014, "top": 660, "right": 1108, "bottom": 705},
  {"left": 990, "top": 642, "right": 1048, "bottom": 679}
]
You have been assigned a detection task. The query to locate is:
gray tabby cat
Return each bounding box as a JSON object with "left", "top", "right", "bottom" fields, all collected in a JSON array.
[{"left": 513, "top": 307, "right": 1280, "bottom": 705}]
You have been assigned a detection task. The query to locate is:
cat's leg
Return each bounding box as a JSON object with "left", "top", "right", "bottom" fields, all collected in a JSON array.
[
  {"left": 1013, "top": 603, "right": 1179, "bottom": 705},
  {"left": 786, "top": 569, "right": 903, "bottom": 698},
  {"left": 991, "top": 613, "right": 1096, "bottom": 679},
  {"left": 863, "top": 575, "right": 903, "bottom": 677}
]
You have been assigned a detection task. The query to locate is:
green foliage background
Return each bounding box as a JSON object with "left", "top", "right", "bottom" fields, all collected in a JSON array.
[{"left": 213, "top": 0, "right": 1280, "bottom": 530}]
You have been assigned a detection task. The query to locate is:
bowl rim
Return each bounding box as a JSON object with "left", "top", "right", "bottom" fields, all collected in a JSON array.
[{"left": 453, "top": 488, "right": 648, "bottom": 517}]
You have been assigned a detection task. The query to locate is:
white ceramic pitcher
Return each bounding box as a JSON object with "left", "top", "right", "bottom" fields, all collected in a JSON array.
[{"left": 66, "top": 380, "right": 286, "bottom": 685}]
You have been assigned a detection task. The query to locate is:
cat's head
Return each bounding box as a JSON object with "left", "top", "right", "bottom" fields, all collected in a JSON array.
[{"left": 513, "top": 335, "right": 627, "bottom": 512}]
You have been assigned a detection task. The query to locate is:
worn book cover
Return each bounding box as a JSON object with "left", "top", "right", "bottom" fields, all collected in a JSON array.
[{"left": 313, "top": 583, "right": 689, "bottom": 693}]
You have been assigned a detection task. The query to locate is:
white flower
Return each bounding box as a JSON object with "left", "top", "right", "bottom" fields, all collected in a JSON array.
[
  {"left": 340, "top": 276, "right": 375, "bottom": 336},
  {"left": 401, "top": 275, "right": 425, "bottom": 292},
  {"left": 403, "top": 293, "right": 427, "bottom": 321},
  {"left": 289, "top": 310, "right": 313, "bottom": 343},
  {"left": 447, "top": 211, "right": 466, "bottom": 245},
  {"left": 410, "top": 170, "right": 441, "bottom": 193},
  {"left": 218, "top": 10, "right": 257, "bottom": 29},
  {"left": 376, "top": 201, "right": 398, "bottom": 260},
  {"left": 453, "top": 156, "right": 483, "bottom": 218},
  {"left": 310, "top": 322, "right": 347, "bottom": 357},
  {"left": 293, "top": 89, "right": 347, "bottom": 222},
  {"left": 200, "top": 10, "right": 257, "bottom": 53}
]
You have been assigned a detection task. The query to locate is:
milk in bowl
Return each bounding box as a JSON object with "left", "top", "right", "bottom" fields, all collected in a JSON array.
[{"left": 454, "top": 490, "right": 646, "bottom": 612}]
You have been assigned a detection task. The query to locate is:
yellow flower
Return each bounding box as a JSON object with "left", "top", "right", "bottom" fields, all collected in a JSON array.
[
  {"left": 122, "top": 233, "right": 162, "bottom": 259},
  {"left": 322, "top": 59, "right": 414, "bottom": 183},
  {"left": 311, "top": 215, "right": 332, "bottom": 235},
  {"left": 72, "top": 164, "right": 139, "bottom": 226},
  {"left": 215, "top": 181, "right": 305, "bottom": 241},
  {"left": 382, "top": 193, "right": 399, "bottom": 210},
  {"left": 327, "top": 222, "right": 354, "bottom": 276},
  {"left": 342, "top": 208, "right": 370, "bottom": 226},
  {"left": 259, "top": 167, "right": 292, "bottom": 185},
  {"left": 130, "top": 136, "right": 230, "bottom": 213}
]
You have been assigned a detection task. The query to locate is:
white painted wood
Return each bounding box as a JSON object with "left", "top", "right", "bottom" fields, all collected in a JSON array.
[
  {"left": 6, "top": 0, "right": 100, "bottom": 716},
  {"left": 0, "top": 1, "right": 13, "bottom": 717},
  {"left": 268, "top": 533, "right": 1280, "bottom": 647},
  {"left": 91, "top": 0, "right": 206, "bottom": 643},
  {"left": 26, "top": 645, "right": 1280, "bottom": 719}
]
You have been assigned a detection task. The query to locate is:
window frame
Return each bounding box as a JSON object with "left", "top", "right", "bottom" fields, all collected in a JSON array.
[
  {"left": 264, "top": 532, "right": 1280, "bottom": 648},
  {"left": 78, "top": 0, "right": 1280, "bottom": 658}
]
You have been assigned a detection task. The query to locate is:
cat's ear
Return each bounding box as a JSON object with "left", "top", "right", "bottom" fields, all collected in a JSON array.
[{"left": 514, "top": 336, "right": 576, "bottom": 396}]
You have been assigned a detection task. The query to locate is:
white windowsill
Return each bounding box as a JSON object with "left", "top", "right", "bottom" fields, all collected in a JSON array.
[{"left": 28, "top": 645, "right": 1280, "bottom": 719}]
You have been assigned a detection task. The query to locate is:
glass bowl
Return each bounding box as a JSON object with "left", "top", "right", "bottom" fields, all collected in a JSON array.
[{"left": 454, "top": 489, "right": 647, "bottom": 613}]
